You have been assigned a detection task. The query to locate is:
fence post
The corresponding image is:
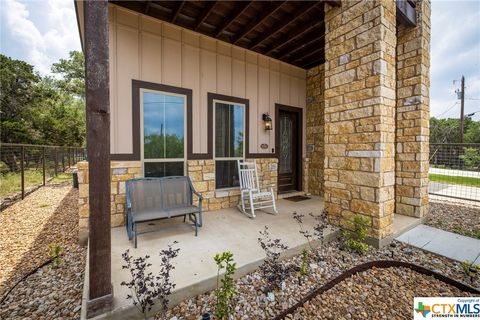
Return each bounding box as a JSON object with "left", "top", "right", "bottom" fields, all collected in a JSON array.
[
  {"left": 42, "top": 147, "right": 46, "bottom": 186},
  {"left": 21, "top": 146, "right": 25, "bottom": 199},
  {"left": 62, "top": 148, "right": 65, "bottom": 173},
  {"left": 68, "top": 148, "right": 71, "bottom": 168},
  {"left": 54, "top": 147, "right": 58, "bottom": 176}
]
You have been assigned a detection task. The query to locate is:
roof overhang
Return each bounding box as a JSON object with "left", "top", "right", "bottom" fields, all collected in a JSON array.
[{"left": 109, "top": 0, "right": 333, "bottom": 69}]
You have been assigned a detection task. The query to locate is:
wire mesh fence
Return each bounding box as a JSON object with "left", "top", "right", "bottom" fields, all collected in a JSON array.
[
  {"left": 0, "top": 143, "right": 86, "bottom": 202},
  {"left": 429, "top": 143, "right": 480, "bottom": 202}
]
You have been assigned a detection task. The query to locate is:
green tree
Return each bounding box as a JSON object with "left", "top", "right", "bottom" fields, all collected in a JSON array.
[
  {"left": 51, "top": 51, "right": 85, "bottom": 99},
  {"left": 0, "top": 52, "right": 86, "bottom": 171},
  {"left": 0, "top": 55, "right": 40, "bottom": 143}
]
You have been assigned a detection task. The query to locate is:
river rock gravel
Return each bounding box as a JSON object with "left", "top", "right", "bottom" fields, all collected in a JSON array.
[
  {"left": 160, "top": 238, "right": 479, "bottom": 320},
  {"left": 287, "top": 267, "right": 476, "bottom": 320},
  {"left": 0, "top": 185, "right": 86, "bottom": 320},
  {"left": 427, "top": 201, "right": 480, "bottom": 239}
]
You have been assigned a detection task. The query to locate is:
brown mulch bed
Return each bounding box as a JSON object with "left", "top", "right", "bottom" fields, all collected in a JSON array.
[
  {"left": 287, "top": 267, "right": 476, "bottom": 320},
  {"left": 427, "top": 201, "right": 480, "bottom": 239},
  {"left": 0, "top": 185, "right": 80, "bottom": 299}
]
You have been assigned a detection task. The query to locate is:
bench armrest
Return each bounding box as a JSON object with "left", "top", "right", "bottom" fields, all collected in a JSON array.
[{"left": 192, "top": 189, "right": 204, "bottom": 201}]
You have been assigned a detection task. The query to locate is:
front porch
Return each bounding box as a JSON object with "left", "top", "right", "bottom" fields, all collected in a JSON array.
[
  {"left": 82, "top": 196, "right": 421, "bottom": 319},
  {"left": 85, "top": 196, "right": 329, "bottom": 319}
]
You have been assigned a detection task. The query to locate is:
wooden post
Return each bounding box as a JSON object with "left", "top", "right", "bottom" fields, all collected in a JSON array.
[
  {"left": 54, "top": 147, "right": 58, "bottom": 176},
  {"left": 42, "top": 147, "right": 46, "bottom": 186},
  {"left": 20, "top": 146, "right": 25, "bottom": 199},
  {"left": 85, "top": 0, "right": 113, "bottom": 317}
]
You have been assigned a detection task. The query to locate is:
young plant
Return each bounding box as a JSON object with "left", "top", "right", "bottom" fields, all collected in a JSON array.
[
  {"left": 48, "top": 243, "right": 64, "bottom": 268},
  {"left": 292, "top": 212, "right": 314, "bottom": 251},
  {"left": 214, "top": 251, "right": 237, "bottom": 320},
  {"left": 120, "top": 242, "right": 180, "bottom": 320},
  {"left": 462, "top": 260, "right": 479, "bottom": 283},
  {"left": 258, "top": 226, "right": 289, "bottom": 293},
  {"left": 343, "top": 215, "right": 370, "bottom": 255},
  {"left": 299, "top": 249, "right": 309, "bottom": 276},
  {"left": 292, "top": 210, "right": 330, "bottom": 260}
]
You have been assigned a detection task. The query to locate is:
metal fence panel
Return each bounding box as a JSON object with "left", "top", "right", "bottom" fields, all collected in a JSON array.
[
  {"left": 0, "top": 143, "right": 86, "bottom": 203},
  {"left": 429, "top": 143, "right": 480, "bottom": 202}
]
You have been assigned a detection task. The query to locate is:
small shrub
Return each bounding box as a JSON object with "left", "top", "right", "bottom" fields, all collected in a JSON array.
[
  {"left": 461, "top": 260, "right": 479, "bottom": 282},
  {"left": 48, "top": 243, "right": 64, "bottom": 268},
  {"left": 343, "top": 215, "right": 370, "bottom": 255},
  {"left": 292, "top": 210, "right": 331, "bottom": 260},
  {"left": 214, "top": 251, "right": 237, "bottom": 320},
  {"left": 121, "top": 242, "right": 179, "bottom": 320},
  {"left": 258, "top": 226, "right": 289, "bottom": 293},
  {"left": 292, "top": 212, "right": 314, "bottom": 251},
  {"left": 299, "top": 249, "right": 309, "bottom": 276}
]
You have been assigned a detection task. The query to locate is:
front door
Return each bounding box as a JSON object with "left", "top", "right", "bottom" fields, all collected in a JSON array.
[{"left": 277, "top": 108, "right": 301, "bottom": 193}]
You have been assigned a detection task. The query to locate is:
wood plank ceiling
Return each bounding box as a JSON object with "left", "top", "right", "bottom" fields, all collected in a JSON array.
[{"left": 110, "top": 1, "right": 332, "bottom": 69}]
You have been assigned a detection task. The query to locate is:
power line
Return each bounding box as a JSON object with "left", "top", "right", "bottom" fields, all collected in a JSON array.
[{"left": 435, "top": 101, "right": 458, "bottom": 118}]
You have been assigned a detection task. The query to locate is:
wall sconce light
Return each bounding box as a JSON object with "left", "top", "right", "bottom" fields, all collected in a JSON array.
[{"left": 262, "top": 113, "right": 273, "bottom": 131}]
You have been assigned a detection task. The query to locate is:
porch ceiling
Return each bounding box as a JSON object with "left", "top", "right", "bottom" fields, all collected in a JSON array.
[{"left": 110, "top": 1, "right": 336, "bottom": 69}]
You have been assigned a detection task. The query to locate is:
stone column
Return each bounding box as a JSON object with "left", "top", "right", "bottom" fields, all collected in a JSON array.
[
  {"left": 323, "top": 0, "right": 397, "bottom": 243},
  {"left": 306, "top": 64, "right": 325, "bottom": 196},
  {"left": 395, "top": 0, "right": 431, "bottom": 218}
]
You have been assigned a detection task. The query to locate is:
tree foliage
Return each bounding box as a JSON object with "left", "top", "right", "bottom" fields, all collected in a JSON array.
[
  {"left": 430, "top": 117, "right": 480, "bottom": 144},
  {"left": 0, "top": 51, "right": 85, "bottom": 147}
]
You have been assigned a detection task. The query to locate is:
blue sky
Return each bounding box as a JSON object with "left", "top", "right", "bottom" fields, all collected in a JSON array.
[{"left": 1, "top": 0, "right": 479, "bottom": 120}]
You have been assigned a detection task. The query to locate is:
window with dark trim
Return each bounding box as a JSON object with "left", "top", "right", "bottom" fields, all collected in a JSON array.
[
  {"left": 214, "top": 100, "right": 245, "bottom": 189},
  {"left": 141, "top": 89, "right": 186, "bottom": 177}
]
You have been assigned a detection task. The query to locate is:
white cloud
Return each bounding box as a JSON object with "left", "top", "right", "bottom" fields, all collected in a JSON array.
[
  {"left": 430, "top": 0, "right": 480, "bottom": 120},
  {"left": 0, "top": 0, "right": 80, "bottom": 75}
]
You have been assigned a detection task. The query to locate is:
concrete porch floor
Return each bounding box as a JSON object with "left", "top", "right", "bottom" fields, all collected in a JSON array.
[
  {"left": 86, "top": 196, "right": 334, "bottom": 319},
  {"left": 83, "top": 196, "right": 422, "bottom": 320}
]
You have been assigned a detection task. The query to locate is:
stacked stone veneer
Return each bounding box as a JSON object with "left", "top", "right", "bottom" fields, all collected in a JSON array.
[
  {"left": 323, "top": 0, "right": 398, "bottom": 240},
  {"left": 78, "top": 158, "right": 278, "bottom": 236},
  {"left": 77, "top": 161, "right": 142, "bottom": 236},
  {"left": 306, "top": 64, "right": 326, "bottom": 196},
  {"left": 395, "top": 0, "right": 430, "bottom": 218}
]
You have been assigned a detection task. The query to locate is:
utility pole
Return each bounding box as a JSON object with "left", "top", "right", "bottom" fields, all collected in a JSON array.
[{"left": 459, "top": 75, "right": 465, "bottom": 143}]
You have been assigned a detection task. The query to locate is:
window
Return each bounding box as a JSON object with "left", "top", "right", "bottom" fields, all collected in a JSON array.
[
  {"left": 141, "top": 90, "right": 186, "bottom": 177},
  {"left": 214, "top": 100, "right": 245, "bottom": 189}
]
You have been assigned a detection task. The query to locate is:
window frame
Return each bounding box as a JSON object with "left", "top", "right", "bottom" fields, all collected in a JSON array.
[
  {"left": 213, "top": 98, "right": 246, "bottom": 190},
  {"left": 140, "top": 88, "right": 187, "bottom": 176}
]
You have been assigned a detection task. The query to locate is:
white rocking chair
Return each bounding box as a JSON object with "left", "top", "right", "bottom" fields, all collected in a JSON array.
[{"left": 237, "top": 160, "right": 278, "bottom": 218}]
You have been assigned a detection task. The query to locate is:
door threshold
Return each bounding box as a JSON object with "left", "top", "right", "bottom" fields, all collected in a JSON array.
[{"left": 278, "top": 191, "right": 305, "bottom": 199}]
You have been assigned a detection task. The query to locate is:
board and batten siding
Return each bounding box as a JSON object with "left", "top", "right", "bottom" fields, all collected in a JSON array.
[{"left": 108, "top": 4, "right": 307, "bottom": 156}]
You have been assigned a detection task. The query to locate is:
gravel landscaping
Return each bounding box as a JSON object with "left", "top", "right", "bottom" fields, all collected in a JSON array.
[
  {"left": 0, "top": 184, "right": 86, "bottom": 319},
  {"left": 287, "top": 266, "right": 476, "bottom": 320},
  {"left": 162, "top": 239, "right": 479, "bottom": 320},
  {"left": 427, "top": 201, "right": 480, "bottom": 239}
]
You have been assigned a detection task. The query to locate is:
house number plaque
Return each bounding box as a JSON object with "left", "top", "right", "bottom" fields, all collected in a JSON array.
[{"left": 260, "top": 143, "right": 269, "bottom": 149}]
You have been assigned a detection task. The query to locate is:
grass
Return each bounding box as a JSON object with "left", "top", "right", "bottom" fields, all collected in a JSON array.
[
  {"left": 429, "top": 174, "right": 480, "bottom": 187},
  {"left": 0, "top": 170, "right": 72, "bottom": 199}
]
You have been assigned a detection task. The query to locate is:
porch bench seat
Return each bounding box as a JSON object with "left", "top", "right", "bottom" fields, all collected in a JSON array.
[{"left": 126, "top": 176, "right": 203, "bottom": 248}]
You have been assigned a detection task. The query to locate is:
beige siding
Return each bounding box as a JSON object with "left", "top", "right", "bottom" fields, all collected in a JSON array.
[{"left": 109, "top": 4, "right": 307, "bottom": 155}]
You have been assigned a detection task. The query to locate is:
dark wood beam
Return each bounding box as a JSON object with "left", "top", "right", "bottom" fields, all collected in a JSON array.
[
  {"left": 325, "top": 0, "right": 342, "bottom": 7},
  {"left": 249, "top": 2, "right": 319, "bottom": 51},
  {"left": 279, "top": 34, "right": 324, "bottom": 62},
  {"left": 84, "top": 0, "right": 113, "bottom": 317},
  {"left": 194, "top": 2, "right": 216, "bottom": 31},
  {"left": 266, "top": 19, "right": 323, "bottom": 56},
  {"left": 302, "top": 56, "right": 325, "bottom": 69},
  {"left": 215, "top": 1, "right": 252, "bottom": 37},
  {"left": 232, "top": 1, "right": 286, "bottom": 45},
  {"left": 290, "top": 46, "right": 324, "bottom": 65},
  {"left": 171, "top": 1, "right": 185, "bottom": 23},
  {"left": 396, "top": 0, "right": 416, "bottom": 26},
  {"left": 144, "top": 0, "right": 151, "bottom": 14}
]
